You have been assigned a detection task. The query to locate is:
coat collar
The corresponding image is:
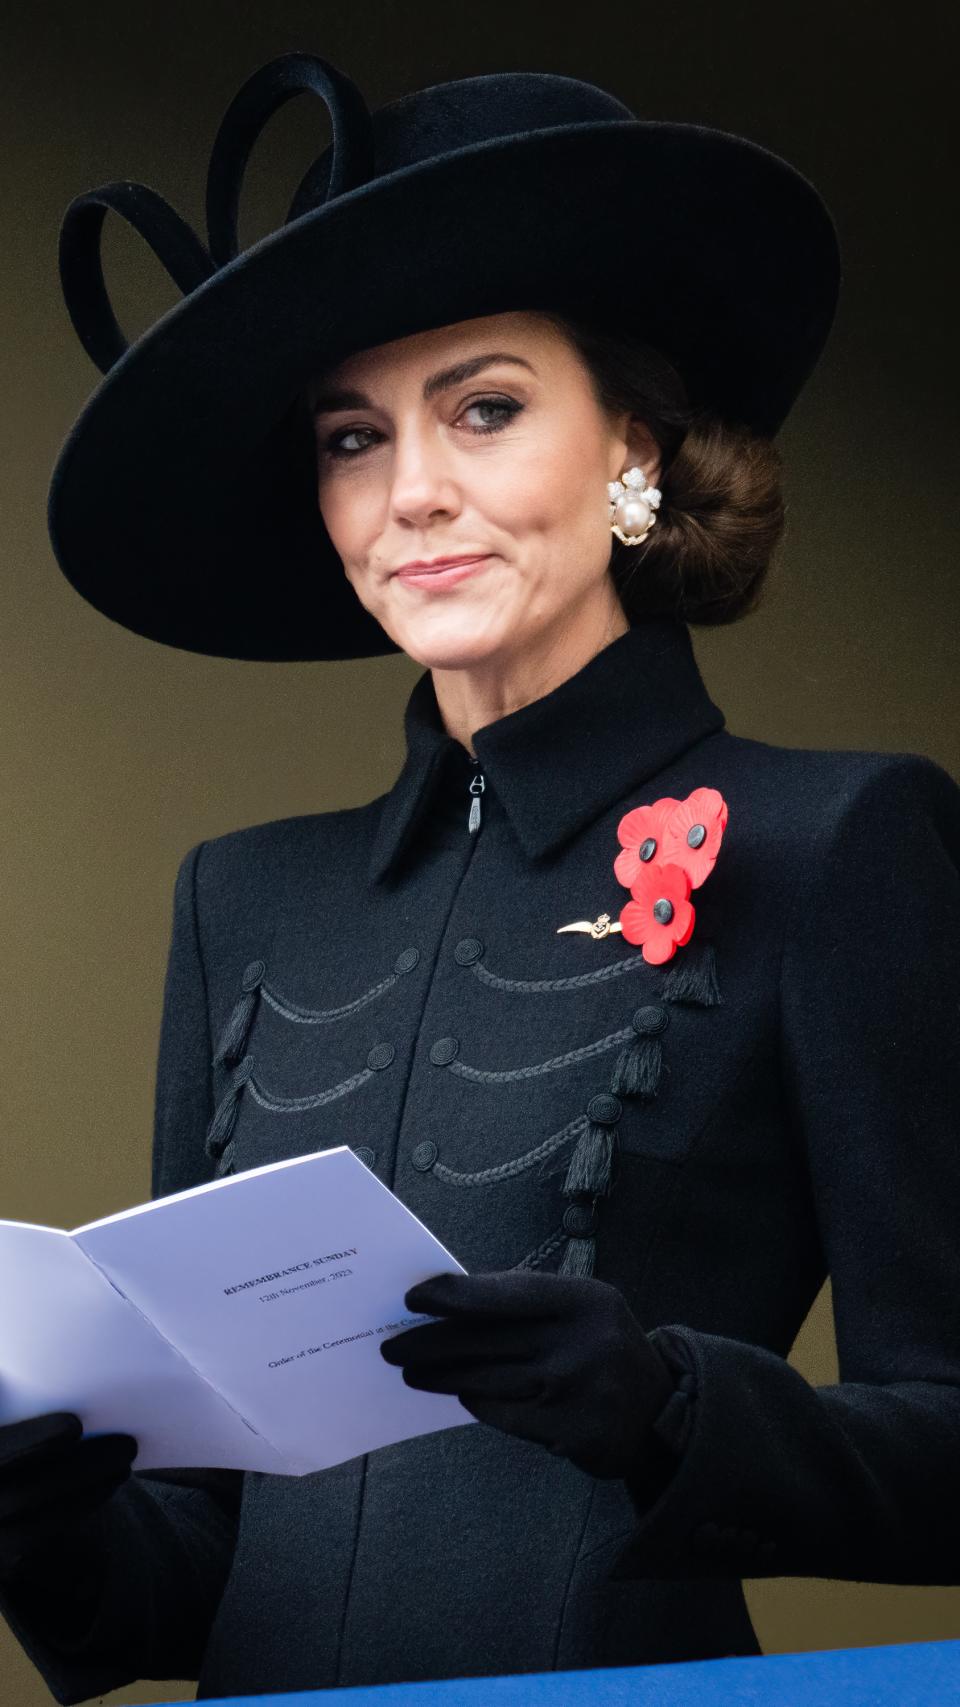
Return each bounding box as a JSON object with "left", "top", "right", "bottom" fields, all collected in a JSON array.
[{"left": 367, "top": 616, "right": 726, "bottom": 884}]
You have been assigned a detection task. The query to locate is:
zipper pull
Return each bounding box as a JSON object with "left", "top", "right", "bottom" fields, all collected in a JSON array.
[{"left": 467, "top": 763, "right": 485, "bottom": 834}]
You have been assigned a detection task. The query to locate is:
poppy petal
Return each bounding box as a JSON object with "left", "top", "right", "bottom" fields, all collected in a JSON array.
[
  {"left": 642, "top": 930, "right": 678, "bottom": 965},
  {"left": 619, "top": 899, "right": 650, "bottom": 945},
  {"left": 614, "top": 846, "right": 641, "bottom": 888},
  {"left": 673, "top": 900, "right": 696, "bottom": 944},
  {"left": 661, "top": 790, "right": 728, "bottom": 887},
  {"left": 616, "top": 805, "right": 659, "bottom": 851}
]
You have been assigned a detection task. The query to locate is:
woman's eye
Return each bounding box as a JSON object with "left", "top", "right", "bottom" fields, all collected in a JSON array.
[
  {"left": 461, "top": 396, "right": 523, "bottom": 434},
  {"left": 324, "top": 425, "right": 380, "bottom": 459}
]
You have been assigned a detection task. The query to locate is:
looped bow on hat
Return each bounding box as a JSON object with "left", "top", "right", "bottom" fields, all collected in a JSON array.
[{"left": 59, "top": 54, "right": 376, "bottom": 376}]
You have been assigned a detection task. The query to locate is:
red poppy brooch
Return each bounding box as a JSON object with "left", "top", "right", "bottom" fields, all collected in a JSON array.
[{"left": 558, "top": 786, "right": 728, "bottom": 964}]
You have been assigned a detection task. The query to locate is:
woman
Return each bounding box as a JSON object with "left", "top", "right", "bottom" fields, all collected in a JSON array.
[{"left": 2, "top": 49, "right": 959, "bottom": 1705}]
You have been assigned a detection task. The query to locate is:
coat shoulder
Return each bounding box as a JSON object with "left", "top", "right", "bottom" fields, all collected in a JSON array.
[
  {"left": 705, "top": 728, "right": 960, "bottom": 854},
  {"left": 182, "top": 795, "right": 388, "bottom": 903}
]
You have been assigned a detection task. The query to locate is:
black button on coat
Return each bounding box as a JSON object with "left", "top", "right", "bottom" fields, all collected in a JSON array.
[{"left": 4, "top": 617, "right": 960, "bottom": 1703}]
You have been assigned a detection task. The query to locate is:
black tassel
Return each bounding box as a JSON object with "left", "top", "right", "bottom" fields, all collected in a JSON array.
[
  {"left": 213, "top": 960, "right": 265, "bottom": 1070},
  {"left": 661, "top": 940, "right": 720, "bottom": 1007},
  {"left": 562, "top": 1122, "right": 615, "bottom": 1198},
  {"left": 204, "top": 1054, "right": 253, "bottom": 1164},
  {"left": 557, "top": 1093, "right": 624, "bottom": 1276},
  {"left": 558, "top": 1191, "right": 601, "bottom": 1277},
  {"left": 559, "top": 1229, "right": 596, "bottom": 1277},
  {"left": 610, "top": 1034, "right": 662, "bottom": 1098},
  {"left": 204, "top": 1086, "right": 240, "bottom": 1160},
  {"left": 610, "top": 1002, "right": 669, "bottom": 1097}
]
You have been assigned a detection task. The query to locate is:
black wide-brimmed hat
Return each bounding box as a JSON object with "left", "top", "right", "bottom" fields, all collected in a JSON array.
[{"left": 47, "top": 51, "right": 841, "bottom": 662}]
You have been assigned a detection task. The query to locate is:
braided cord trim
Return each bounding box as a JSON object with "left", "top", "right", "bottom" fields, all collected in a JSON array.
[
  {"left": 510, "top": 1226, "right": 568, "bottom": 1270},
  {"left": 447, "top": 1026, "right": 634, "bottom": 1083},
  {"left": 472, "top": 954, "right": 649, "bottom": 994},
  {"left": 260, "top": 972, "right": 398, "bottom": 1025},
  {"left": 246, "top": 1066, "right": 373, "bottom": 1112},
  {"left": 433, "top": 1113, "right": 589, "bottom": 1185}
]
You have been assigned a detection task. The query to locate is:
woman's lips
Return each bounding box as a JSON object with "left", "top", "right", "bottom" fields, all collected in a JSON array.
[{"left": 392, "top": 555, "right": 493, "bottom": 590}]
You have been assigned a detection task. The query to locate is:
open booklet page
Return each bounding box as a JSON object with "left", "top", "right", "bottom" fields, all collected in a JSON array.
[
  {"left": 0, "top": 1148, "right": 475, "bottom": 1475},
  {"left": 0, "top": 1216, "right": 284, "bottom": 1472}
]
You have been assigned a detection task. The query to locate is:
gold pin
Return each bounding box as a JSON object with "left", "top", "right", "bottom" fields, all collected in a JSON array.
[{"left": 556, "top": 911, "right": 623, "bottom": 940}]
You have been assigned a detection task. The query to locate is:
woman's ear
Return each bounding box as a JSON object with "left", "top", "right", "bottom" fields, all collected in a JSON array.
[
  {"left": 609, "top": 414, "right": 662, "bottom": 489},
  {"left": 625, "top": 416, "right": 662, "bottom": 489}
]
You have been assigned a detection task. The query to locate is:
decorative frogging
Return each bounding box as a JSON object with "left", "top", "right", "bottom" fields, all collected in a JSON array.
[
  {"left": 213, "top": 948, "right": 420, "bottom": 1070},
  {"left": 204, "top": 947, "right": 419, "bottom": 1177},
  {"left": 436, "top": 934, "right": 722, "bottom": 1278}
]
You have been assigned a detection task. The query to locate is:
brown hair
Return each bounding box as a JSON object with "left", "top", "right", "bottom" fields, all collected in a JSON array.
[{"left": 540, "top": 310, "right": 786, "bottom": 626}]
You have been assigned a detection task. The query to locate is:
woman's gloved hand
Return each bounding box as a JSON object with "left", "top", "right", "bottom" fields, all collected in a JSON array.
[
  {"left": 380, "top": 1269, "right": 677, "bottom": 1480},
  {"left": 0, "top": 1412, "right": 137, "bottom": 1585}
]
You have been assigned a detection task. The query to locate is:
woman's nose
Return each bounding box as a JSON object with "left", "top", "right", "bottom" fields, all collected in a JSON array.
[{"left": 387, "top": 423, "right": 461, "bottom": 524}]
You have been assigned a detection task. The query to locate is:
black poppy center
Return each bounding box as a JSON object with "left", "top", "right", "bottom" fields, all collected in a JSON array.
[{"left": 652, "top": 898, "right": 675, "bottom": 924}]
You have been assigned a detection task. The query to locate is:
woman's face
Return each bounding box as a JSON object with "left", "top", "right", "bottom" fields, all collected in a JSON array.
[{"left": 306, "top": 311, "right": 660, "bottom": 673}]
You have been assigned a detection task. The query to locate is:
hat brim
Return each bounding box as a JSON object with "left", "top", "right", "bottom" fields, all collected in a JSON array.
[{"left": 47, "top": 119, "right": 840, "bottom": 661}]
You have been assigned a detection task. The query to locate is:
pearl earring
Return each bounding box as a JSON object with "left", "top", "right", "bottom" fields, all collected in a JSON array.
[{"left": 608, "top": 466, "right": 662, "bottom": 546}]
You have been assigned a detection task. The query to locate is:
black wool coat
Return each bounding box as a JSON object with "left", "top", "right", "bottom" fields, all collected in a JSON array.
[{"left": 4, "top": 616, "right": 960, "bottom": 1704}]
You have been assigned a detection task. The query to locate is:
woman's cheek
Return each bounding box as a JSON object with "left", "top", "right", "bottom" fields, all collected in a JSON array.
[{"left": 319, "top": 496, "right": 378, "bottom": 588}]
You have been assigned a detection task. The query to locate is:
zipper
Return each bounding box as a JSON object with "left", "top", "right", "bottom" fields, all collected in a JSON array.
[{"left": 467, "top": 760, "right": 485, "bottom": 834}]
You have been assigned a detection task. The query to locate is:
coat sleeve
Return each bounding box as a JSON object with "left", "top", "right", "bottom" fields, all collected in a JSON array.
[
  {"left": 611, "top": 752, "right": 960, "bottom": 1584},
  {"left": 0, "top": 841, "right": 244, "bottom": 1704}
]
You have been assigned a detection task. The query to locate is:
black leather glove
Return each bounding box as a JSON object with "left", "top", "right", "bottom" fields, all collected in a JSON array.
[
  {"left": 381, "top": 1269, "right": 678, "bottom": 1481},
  {"left": 0, "top": 1413, "right": 136, "bottom": 1584}
]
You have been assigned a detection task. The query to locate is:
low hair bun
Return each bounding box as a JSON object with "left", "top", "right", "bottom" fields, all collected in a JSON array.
[
  {"left": 542, "top": 311, "right": 787, "bottom": 628},
  {"left": 622, "top": 409, "right": 786, "bottom": 626}
]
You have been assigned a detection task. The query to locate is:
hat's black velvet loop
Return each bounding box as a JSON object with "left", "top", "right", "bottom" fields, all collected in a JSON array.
[
  {"left": 205, "top": 51, "right": 375, "bottom": 269},
  {"left": 58, "top": 182, "right": 215, "bottom": 376}
]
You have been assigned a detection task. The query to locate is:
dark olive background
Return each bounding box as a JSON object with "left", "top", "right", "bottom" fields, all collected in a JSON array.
[{"left": 1, "top": 2, "right": 957, "bottom": 1700}]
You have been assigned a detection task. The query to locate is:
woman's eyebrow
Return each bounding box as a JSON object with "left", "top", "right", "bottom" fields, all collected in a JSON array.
[{"left": 309, "top": 353, "right": 536, "bottom": 416}]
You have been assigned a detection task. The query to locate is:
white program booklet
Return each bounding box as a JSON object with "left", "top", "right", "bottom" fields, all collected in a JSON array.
[{"left": 0, "top": 1148, "right": 476, "bottom": 1476}]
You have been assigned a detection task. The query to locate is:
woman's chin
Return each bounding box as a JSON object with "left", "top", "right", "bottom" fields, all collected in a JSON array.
[{"left": 382, "top": 602, "right": 515, "bottom": 672}]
